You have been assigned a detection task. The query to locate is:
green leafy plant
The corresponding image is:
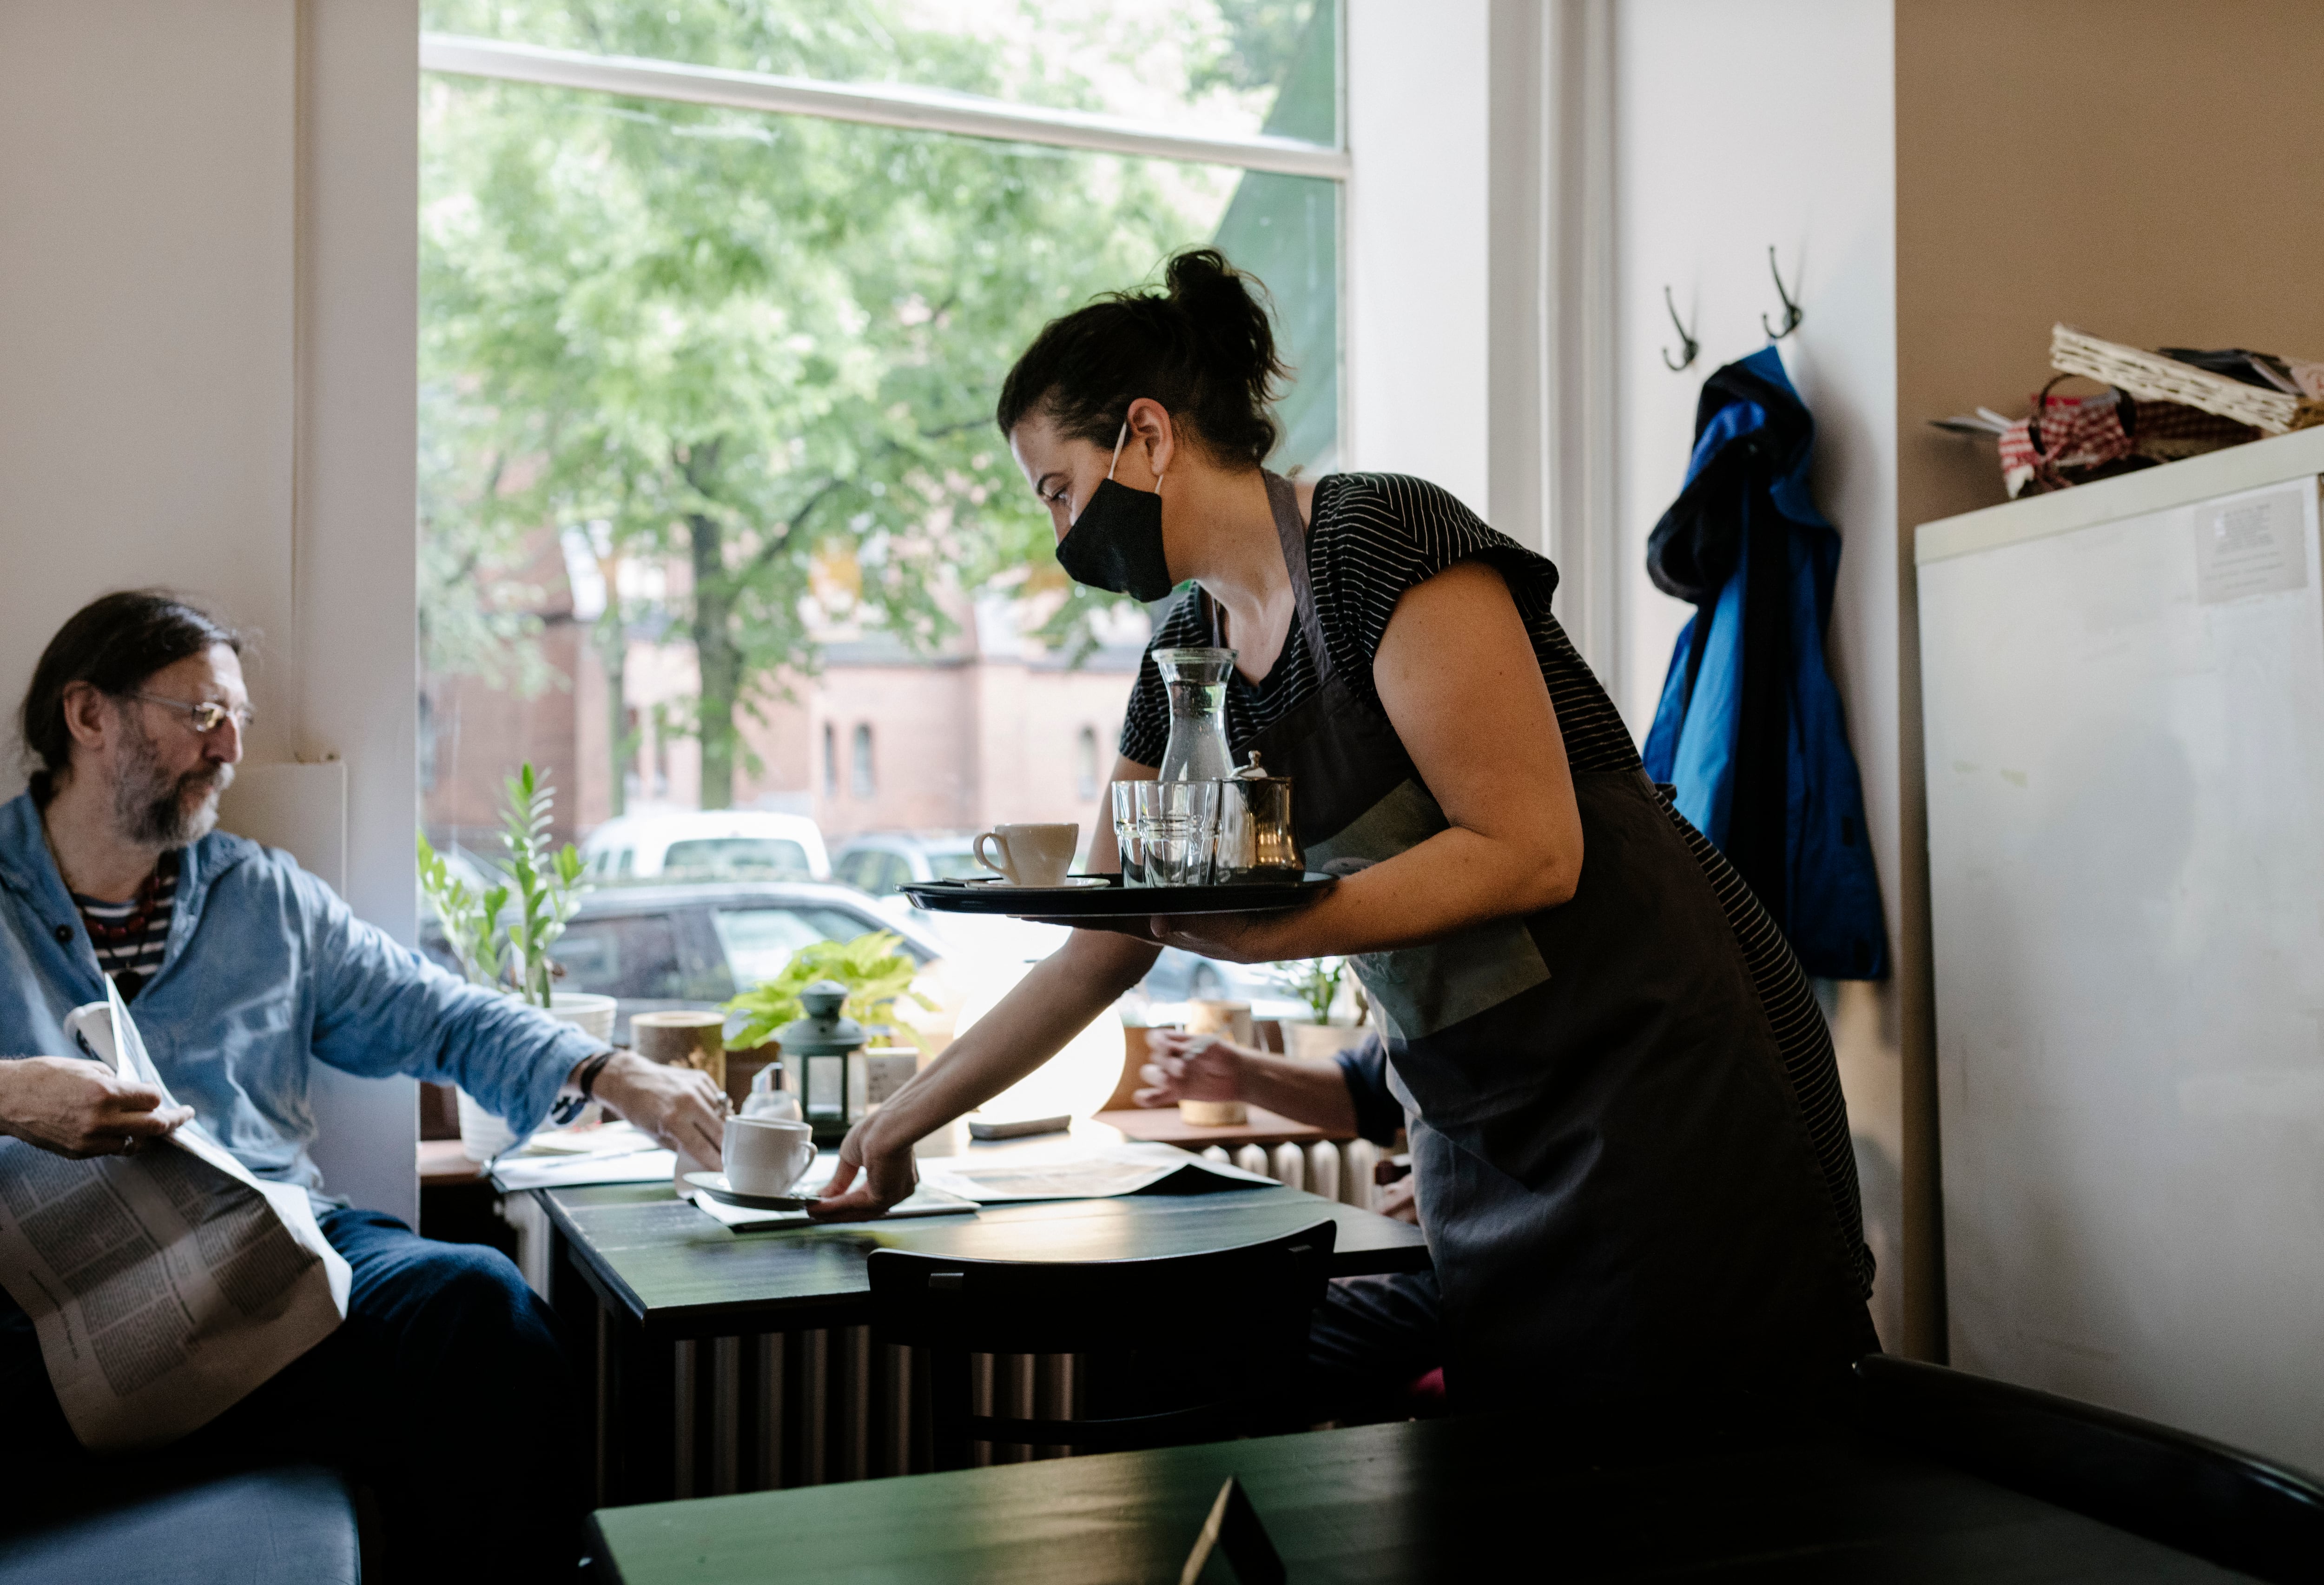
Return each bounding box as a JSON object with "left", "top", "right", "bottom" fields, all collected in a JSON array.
[
  {"left": 497, "top": 764, "right": 589, "bottom": 1007},
  {"left": 418, "top": 0, "right": 1340, "bottom": 808},
  {"left": 724, "top": 931, "right": 936, "bottom": 1051},
  {"left": 1267, "top": 956, "right": 1356, "bottom": 1026},
  {"left": 417, "top": 762, "right": 587, "bottom": 1007},
  {"left": 417, "top": 831, "right": 508, "bottom": 989}
]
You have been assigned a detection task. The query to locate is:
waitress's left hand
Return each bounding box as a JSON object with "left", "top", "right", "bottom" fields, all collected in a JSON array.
[{"left": 1144, "top": 908, "right": 1314, "bottom": 964}]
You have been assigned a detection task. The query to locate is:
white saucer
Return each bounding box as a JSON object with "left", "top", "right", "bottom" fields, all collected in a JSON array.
[
  {"left": 963, "top": 875, "right": 1109, "bottom": 891},
  {"left": 683, "top": 1171, "right": 814, "bottom": 1211}
]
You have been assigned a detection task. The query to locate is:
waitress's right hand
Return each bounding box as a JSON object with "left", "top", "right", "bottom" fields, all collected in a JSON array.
[
  {"left": 1134, "top": 1029, "right": 1250, "bottom": 1108},
  {"left": 811, "top": 1114, "right": 918, "bottom": 1221}
]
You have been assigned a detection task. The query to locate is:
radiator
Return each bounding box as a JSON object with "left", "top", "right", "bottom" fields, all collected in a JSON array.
[{"left": 507, "top": 1138, "right": 1389, "bottom": 1498}]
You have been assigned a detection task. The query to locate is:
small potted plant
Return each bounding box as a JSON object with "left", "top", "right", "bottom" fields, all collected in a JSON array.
[
  {"left": 1268, "top": 957, "right": 1370, "bottom": 1062},
  {"left": 420, "top": 763, "right": 613, "bottom": 1159}
]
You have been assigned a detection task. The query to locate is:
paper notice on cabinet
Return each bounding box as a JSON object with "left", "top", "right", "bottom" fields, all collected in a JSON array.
[
  {"left": 2195, "top": 487, "right": 2309, "bottom": 604},
  {"left": 0, "top": 981, "right": 350, "bottom": 1451}
]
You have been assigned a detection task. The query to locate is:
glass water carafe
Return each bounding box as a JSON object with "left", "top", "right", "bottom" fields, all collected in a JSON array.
[{"left": 1153, "top": 646, "right": 1238, "bottom": 783}]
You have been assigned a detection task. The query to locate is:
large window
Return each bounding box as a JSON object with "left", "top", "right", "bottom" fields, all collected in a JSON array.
[{"left": 416, "top": 0, "right": 1340, "bottom": 995}]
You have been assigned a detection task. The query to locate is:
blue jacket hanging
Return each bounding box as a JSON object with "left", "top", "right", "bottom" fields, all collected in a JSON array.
[{"left": 1641, "top": 347, "right": 1888, "bottom": 980}]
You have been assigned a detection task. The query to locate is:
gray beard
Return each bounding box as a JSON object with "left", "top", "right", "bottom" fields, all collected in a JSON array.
[{"left": 112, "top": 715, "right": 232, "bottom": 849}]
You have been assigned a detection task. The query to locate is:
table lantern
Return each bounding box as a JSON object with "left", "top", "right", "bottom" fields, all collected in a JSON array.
[{"left": 775, "top": 980, "right": 867, "bottom": 1147}]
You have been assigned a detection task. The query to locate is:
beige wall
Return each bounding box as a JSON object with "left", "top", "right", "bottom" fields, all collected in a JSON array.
[
  {"left": 0, "top": 0, "right": 421, "bottom": 1220},
  {"left": 1893, "top": 0, "right": 2324, "bottom": 1361}
]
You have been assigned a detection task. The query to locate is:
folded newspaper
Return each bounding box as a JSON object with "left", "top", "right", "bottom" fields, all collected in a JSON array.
[{"left": 0, "top": 980, "right": 350, "bottom": 1451}]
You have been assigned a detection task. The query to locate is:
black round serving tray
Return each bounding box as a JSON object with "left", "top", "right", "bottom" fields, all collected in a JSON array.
[{"left": 901, "top": 872, "right": 1334, "bottom": 919}]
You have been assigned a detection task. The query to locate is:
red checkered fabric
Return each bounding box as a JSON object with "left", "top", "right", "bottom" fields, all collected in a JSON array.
[{"left": 1999, "top": 391, "right": 2256, "bottom": 497}]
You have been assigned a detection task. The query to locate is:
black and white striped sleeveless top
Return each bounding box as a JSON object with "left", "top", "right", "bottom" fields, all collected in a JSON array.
[{"left": 1118, "top": 472, "right": 1872, "bottom": 1297}]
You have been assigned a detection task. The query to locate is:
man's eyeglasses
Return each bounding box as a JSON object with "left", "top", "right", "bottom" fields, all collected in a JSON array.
[{"left": 122, "top": 691, "right": 255, "bottom": 736}]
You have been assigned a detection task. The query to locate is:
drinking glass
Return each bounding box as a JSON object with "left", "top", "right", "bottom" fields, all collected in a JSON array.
[
  {"left": 1110, "top": 781, "right": 1147, "bottom": 886},
  {"left": 1133, "top": 780, "right": 1223, "bottom": 888}
]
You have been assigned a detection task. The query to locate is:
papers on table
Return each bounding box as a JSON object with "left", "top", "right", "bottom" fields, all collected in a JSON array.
[
  {"left": 684, "top": 1151, "right": 979, "bottom": 1230},
  {"left": 0, "top": 982, "right": 351, "bottom": 1452},
  {"left": 492, "top": 1127, "right": 1277, "bottom": 1216},
  {"left": 489, "top": 1121, "right": 675, "bottom": 1192},
  {"left": 917, "top": 1140, "right": 1274, "bottom": 1203},
  {"left": 686, "top": 1184, "right": 980, "bottom": 1231}
]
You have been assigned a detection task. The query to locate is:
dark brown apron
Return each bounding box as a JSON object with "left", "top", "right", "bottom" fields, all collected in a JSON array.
[{"left": 1226, "top": 472, "right": 1875, "bottom": 1409}]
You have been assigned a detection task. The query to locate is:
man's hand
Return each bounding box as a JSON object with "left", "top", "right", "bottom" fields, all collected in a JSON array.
[
  {"left": 1376, "top": 1175, "right": 1419, "bottom": 1225},
  {"left": 0, "top": 1056, "right": 195, "bottom": 1159},
  {"left": 1133, "top": 1029, "right": 1251, "bottom": 1108},
  {"left": 590, "top": 1052, "right": 728, "bottom": 1165}
]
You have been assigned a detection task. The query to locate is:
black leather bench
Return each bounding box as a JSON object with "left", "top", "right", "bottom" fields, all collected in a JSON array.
[{"left": 0, "top": 1463, "right": 359, "bottom": 1585}]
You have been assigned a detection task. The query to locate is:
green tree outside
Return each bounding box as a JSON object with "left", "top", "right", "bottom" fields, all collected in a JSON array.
[{"left": 420, "top": 0, "right": 1334, "bottom": 811}]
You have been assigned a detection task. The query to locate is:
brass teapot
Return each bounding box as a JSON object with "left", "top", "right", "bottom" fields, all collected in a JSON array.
[{"left": 1215, "top": 753, "right": 1304, "bottom": 881}]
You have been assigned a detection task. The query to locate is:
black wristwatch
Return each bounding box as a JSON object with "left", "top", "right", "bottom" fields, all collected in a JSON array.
[{"left": 549, "top": 1049, "right": 617, "bottom": 1127}]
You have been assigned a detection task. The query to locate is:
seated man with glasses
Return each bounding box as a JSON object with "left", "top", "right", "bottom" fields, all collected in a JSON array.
[{"left": 0, "top": 590, "right": 731, "bottom": 1582}]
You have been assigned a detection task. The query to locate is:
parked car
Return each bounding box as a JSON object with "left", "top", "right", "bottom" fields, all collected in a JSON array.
[
  {"left": 579, "top": 810, "right": 831, "bottom": 884},
  {"left": 831, "top": 830, "right": 1301, "bottom": 1015},
  {"left": 419, "top": 880, "right": 957, "bottom": 1047}
]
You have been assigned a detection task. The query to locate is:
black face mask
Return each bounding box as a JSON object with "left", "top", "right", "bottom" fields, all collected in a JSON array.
[{"left": 1055, "top": 424, "right": 1175, "bottom": 602}]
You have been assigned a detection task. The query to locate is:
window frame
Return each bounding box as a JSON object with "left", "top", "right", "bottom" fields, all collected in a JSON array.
[{"left": 419, "top": 28, "right": 1349, "bottom": 179}]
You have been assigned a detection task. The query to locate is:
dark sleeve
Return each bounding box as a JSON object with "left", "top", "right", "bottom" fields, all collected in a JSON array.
[
  {"left": 1307, "top": 474, "right": 1561, "bottom": 716},
  {"left": 1331, "top": 1034, "right": 1404, "bottom": 1146},
  {"left": 1115, "top": 590, "right": 1208, "bottom": 768},
  {"left": 1117, "top": 650, "right": 1168, "bottom": 768}
]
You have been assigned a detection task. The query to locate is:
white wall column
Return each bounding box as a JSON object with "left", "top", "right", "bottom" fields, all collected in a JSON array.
[
  {"left": 294, "top": 0, "right": 423, "bottom": 1222},
  {"left": 1611, "top": 0, "right": 1903, "bottom": 1347},
  {"left": 0, "top": 0, "right": 420, "bottom": 1223},
  {"left": 1345, "top": 0, "right": 1492, "bottom": 515},
  {"left": 1346, "top": 0, "right": 1618, "bottom": 679}
]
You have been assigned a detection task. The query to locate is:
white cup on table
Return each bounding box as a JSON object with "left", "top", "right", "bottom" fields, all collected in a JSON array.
[
  {"left": 972, "top": 822, "right": 1079, "bottom": 887},
  {"left": 722, "top": 1116, "right": 817, "bottom": 1198}
]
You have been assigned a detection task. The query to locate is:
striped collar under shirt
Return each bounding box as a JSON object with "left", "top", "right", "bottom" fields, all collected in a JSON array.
[{"left": 72, "top": 850, "right": 180, "bottom": 1001}]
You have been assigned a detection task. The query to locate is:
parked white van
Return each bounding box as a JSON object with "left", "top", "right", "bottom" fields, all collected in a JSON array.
[{"left": 579, "top": 810, "right": 831, "bottom": 883}]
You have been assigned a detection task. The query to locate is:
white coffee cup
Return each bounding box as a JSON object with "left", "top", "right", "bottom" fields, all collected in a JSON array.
[
  {"left": 972, "top": 822, "right": 1079, "bottom": 887},
  {"left": 722, "top": 1115, "right": 817, "bottom": 1198}
]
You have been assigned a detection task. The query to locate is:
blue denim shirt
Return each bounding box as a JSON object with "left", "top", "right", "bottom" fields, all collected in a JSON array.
[{"left": 0, "top": 792, "right": 596, "bottom": 1206}]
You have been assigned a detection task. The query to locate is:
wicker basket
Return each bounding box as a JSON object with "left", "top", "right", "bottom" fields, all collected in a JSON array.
[{"left": 2049, "top": 325, "right": 2324, "bottom": 436}]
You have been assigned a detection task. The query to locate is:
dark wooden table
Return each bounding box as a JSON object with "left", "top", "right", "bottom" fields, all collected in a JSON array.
[
  {"left": 541, "top": 1179, "right": 1427, "bottom": 1339},
  {"left": 589, "top": 1413, "right": 2258, "bottom": 1584},
  {"left": 536, "top": 1172, "right": 1428, "bottom": 1505}
]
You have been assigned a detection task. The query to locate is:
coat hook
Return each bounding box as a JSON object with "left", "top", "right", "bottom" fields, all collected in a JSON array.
[
  {"left": 1762, "top": 246, "right": 1802, "bottom": 340},
  {"left": 1660, "top": 285, "right": 1699, "bottom": 372}
]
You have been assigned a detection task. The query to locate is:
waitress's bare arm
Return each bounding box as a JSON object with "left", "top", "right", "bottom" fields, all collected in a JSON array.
[
  {"left": 1152, "top": 559, "right": 1584, "bottom": 963},
  {"left": 814, "top": 758, "right": 1162, "bottom": 1217}
]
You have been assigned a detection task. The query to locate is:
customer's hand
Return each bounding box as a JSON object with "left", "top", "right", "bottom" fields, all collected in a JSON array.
[
  {"left": 0, "top": 1056, "right": 195, "bottom": 1159},
  {"left": 591, "top": 1052, "right": 728, "bottom": 1164},
  {"left": 1133, "top": 1029, "right": 1251, "bottom": 1108},
  {"left": 1376, "top": 1175, "right": 1419, "bottom": 1225},
  {"left": 813, "top": 1116, "right": 918, "bottom": 1221}
]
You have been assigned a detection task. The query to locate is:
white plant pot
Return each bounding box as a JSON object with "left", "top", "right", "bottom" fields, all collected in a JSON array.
[
  {"left": 1286, "top": 1021, "right": 1364, "bottom": 1063},
  {"left": 458, "top": 991, "right": 622, "bottom": 1161}
]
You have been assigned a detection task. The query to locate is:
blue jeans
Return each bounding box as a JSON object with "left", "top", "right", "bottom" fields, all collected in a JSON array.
[
  {"left": 0, "top": 1209, "right": 585, "bottom": 1583},
  {"left": 1307, "top": 1270, "right": 1442, "bottom": 1423}
]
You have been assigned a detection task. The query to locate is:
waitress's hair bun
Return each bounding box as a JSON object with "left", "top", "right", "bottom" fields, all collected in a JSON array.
[{"left": 996, "top": 248, "right": 1289, "bottom": 468}]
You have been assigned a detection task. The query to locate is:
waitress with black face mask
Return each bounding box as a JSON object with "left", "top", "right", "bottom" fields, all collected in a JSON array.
[{"left": 818, "top": 248, "right": 1879, "bottom": 1419}]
